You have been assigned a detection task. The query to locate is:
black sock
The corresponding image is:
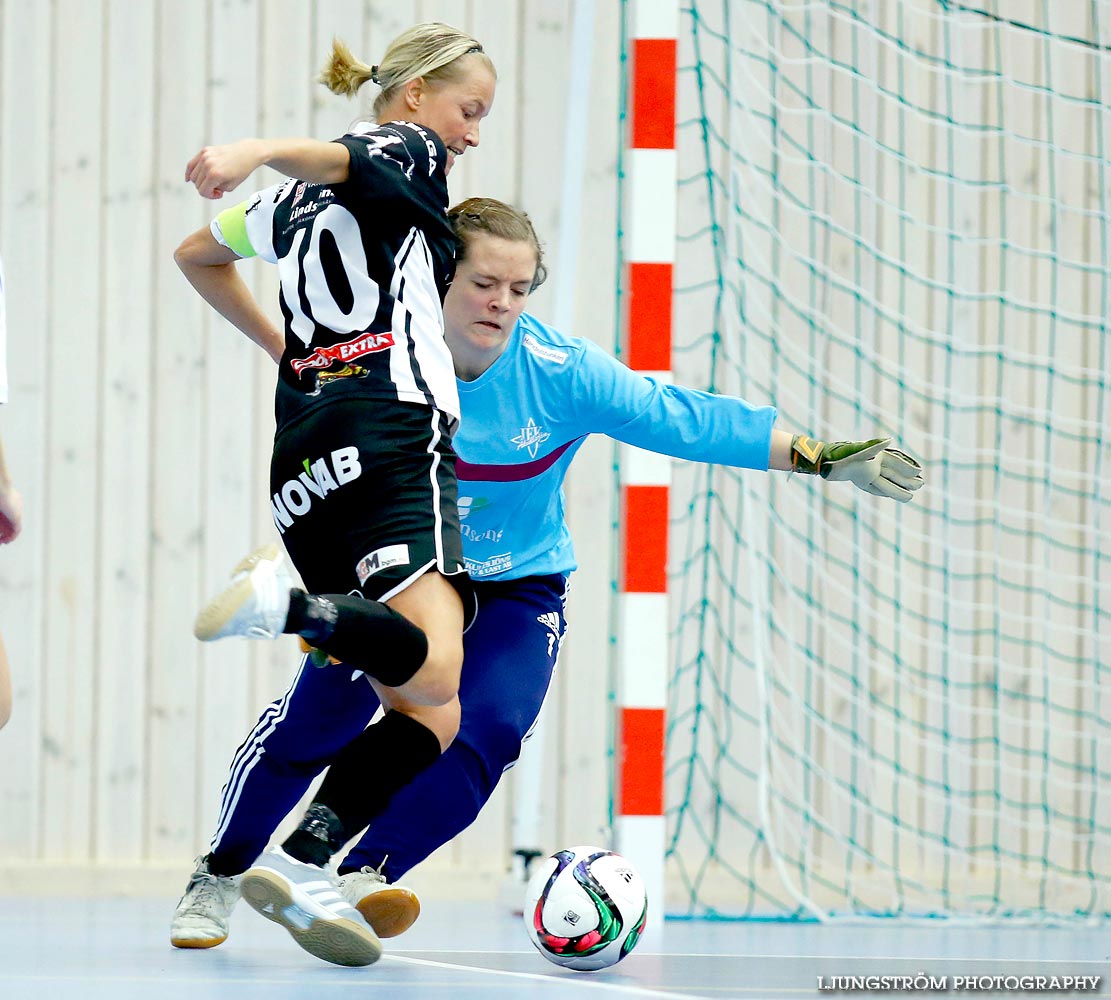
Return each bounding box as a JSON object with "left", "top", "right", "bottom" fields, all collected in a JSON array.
[
  {"left": 283, "top": 590, "right": 429, "bottom": 687},
  {"left": 309, "top": 711, "right": 443, "bottom": 840},
  {"left": 284, "top": 589, "right": 339, "bottom": 643},
  {"left": 281, "top": 802, "right": 347, "bottom": 867},
  {"left": 204, "top": 852, "right": 246, "bottom": 879}
]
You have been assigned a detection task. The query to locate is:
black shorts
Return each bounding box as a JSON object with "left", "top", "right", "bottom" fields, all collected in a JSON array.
[{"left": 269, "top": 398, "right": 475, "bottom": 625}]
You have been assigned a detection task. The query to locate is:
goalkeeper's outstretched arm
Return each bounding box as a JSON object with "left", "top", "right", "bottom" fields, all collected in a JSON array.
[
  {"left": 767, "top": 429, "right": 924, "bottom": 503},
  {"left": 575, "top": 340, "right": 924, "bottom": 502}
]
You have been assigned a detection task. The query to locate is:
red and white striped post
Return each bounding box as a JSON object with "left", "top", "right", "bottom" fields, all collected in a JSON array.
[{"left": 616, "top": 0, "right": 677, "bottom": 936}]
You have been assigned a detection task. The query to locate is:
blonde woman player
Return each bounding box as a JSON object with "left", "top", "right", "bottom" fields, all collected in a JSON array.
[
  {"left": 171, "top": 198, "right": 925, "bottom": 962},
  {"left": 0, "top": 254, "right": 24, "bottom": 730},
  {"left": 174, "top": 24, "right": 495, "bottom": 967}
]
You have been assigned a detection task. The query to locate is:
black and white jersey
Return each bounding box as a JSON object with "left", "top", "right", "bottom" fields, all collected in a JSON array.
[{"left": 218, "top": 121, "right": 459, "bottom": 430}]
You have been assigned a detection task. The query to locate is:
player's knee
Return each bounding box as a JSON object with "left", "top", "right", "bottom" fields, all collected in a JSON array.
[
  {"left": 411, "top": 638, "right": 463, "bottom": 706},
  {"left": 415, "top": 661, "right": 461, "bottom": 707}
]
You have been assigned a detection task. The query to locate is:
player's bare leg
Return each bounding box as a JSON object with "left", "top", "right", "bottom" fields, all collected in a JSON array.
[
  {"left": 0, "top": 632, "right": 11, "bottom": 730},
  {"left": 382, "top": 570, "right": 466, "bottom": 711}
]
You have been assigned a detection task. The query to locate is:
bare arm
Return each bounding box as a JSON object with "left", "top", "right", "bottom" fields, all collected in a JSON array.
[
  {"left": 173, "top": 226, "right": 284, "bottom": 364},
  {"left": 185, "top": 137, "right": 351, "bottom": 200},
  {"left": 0, "top": 428, "right": 17, "bottom": 728},
  {"left": 0, "top": 428, "right": 21, "bottom": 545},
  {"left": 767, "top": 428, "right": 795, "bottom": 472},
  {"left": 0, "top": 631, "right": 10, "bottom": 730}
]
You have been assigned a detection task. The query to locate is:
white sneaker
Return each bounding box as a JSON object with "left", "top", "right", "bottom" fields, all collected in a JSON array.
[
  {"left": 170, "top": 855, "right": 241, "bottom": 949},
  {"left": 338, "top": 862, "right": 421, "bottom": 939},
  {"left": 194, "top": 543, "right": 292, "bottom": 641},
  {"left": 241, "top": 847, "right": 382, "bottom": 967}
]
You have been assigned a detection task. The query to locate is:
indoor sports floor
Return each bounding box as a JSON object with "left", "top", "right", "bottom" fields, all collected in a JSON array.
[{"left": 1, "top": 896, "right": 1107, "bottom": 998}]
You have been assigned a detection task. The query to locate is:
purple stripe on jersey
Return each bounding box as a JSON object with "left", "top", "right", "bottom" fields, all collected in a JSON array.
[{"left": 456, "top": 438, "right": 582, "bottom": 482}]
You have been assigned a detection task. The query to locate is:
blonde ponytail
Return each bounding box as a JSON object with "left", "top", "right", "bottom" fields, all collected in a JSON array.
[
  {"left": 316, "top": 23, "right": 494, "bottom": 119},
  {"left": 318, "top": 37, "right": 375, "bottom": 98}
]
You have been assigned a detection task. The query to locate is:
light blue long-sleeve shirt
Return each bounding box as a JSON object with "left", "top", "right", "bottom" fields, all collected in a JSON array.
[{"left": 454, "top": 312, "right": 776, "bottom": 580}]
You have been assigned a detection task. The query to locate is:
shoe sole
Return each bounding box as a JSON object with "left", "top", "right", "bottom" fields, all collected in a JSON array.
[
  {"left": 193, "top": 543, "right": 283, "bottom": 641},
  {"left": 355, "top": 887, "right": 421, "bottom": 939},
  {"left": 242, "top": 868, "right": 381, "bottom": 967},
  {"left": 170, "top": 932, "right": 227, "bottom": 949}
]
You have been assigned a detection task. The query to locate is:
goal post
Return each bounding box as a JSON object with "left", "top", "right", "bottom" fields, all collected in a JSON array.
[{"left": 614, "top": 0, "right": 679, "bottom": 935}]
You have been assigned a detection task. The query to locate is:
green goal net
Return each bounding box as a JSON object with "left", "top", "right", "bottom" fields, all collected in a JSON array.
[{"left": 662, "top": 0, "right": 1111, "bottom": 920}]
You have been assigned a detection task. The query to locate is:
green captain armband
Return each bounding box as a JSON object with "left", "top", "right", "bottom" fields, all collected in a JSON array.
[{"left": 213, "top": 201, "right": 257, "bottom": 259}]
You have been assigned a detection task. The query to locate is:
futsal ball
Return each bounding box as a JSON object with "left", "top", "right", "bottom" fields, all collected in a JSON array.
[{"left": 523, "top": 845, "right": 648, "bottom": 971}]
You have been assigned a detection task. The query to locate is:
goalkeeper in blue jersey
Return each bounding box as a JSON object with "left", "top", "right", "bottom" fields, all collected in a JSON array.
[{"left": 171, "top": 197, "right": 923, "bottom": 956}]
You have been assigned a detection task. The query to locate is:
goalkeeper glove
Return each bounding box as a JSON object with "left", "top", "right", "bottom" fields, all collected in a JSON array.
[{"left": 790, "top": 435, "right": 924, "bottom": 503}]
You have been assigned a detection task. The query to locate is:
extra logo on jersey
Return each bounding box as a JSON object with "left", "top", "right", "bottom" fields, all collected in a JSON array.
[
  {"left": 271, "top": 447, "right": 362, "bottom": 534},
  {"left": 291, "top": 331, "right": 396, "bottom": 376},
  {"left": 511, "top": 418, "right": 551, "bottom": 458}
]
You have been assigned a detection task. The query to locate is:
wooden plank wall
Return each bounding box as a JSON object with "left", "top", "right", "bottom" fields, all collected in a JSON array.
[{"left": 0, "top": 0, "right": 621, "bottom": 882}]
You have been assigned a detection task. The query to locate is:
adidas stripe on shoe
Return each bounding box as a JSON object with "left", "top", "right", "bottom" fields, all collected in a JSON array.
[{"left": 241, "top": 847, "right": 381, "bottom": 967}]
